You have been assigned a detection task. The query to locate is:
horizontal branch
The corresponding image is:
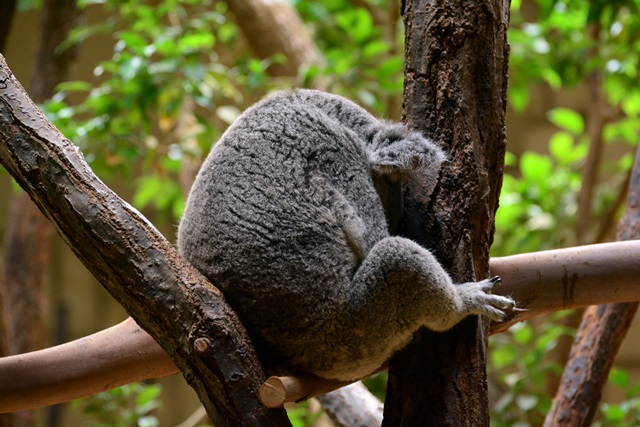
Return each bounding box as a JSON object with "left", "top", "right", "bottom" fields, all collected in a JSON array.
[
  {"left": 0, "top": 317, "right": 178, "bottom": 412},
  {"left": 490, "top": 240, "right": 640, "bottom": 333},
  {"left": 2, "top": 240, "right": 638, "bottom": 413}
]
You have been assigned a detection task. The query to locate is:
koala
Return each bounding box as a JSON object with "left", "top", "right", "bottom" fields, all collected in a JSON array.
[{"left": 177, "top": 89, "right": 515, "bottom": 381}]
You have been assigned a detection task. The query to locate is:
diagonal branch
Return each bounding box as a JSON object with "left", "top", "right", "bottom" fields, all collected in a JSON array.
[{"left": 0, "top": 54, "right": 289, "bottom": 427}]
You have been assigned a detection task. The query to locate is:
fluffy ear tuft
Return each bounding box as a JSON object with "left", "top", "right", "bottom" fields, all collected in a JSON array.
[{"left": 367, "top": 122, "right": 447, "bottom": 178}]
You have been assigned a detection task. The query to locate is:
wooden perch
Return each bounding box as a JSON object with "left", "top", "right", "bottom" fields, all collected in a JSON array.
[
  {"left": 0, "top": 54, "right": 290, "bottom": 426},
  {"left": 259, "top": 374, "right": 352, "bottom": 408},
  {"left": 1, "top": 239, "right": 639, "bottom": 412},
  {"left": 0, "top": 317, "right": 178, "bottom": 412},
  {"left": 490, "top": 240, "right": 640, "bottom": 333}
]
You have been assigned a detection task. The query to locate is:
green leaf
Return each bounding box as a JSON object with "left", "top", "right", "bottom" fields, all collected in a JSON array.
[
  {"left": 547, "top": 108, "right": 585, "bottom": 135},
  {"left": 520, "top": 151, "right": 553, "bottom": 183},
  {"left": 513, "top": 323, "right": 534, "bottom": 345},
  {"left": 549, "top": 131, "right": 573, "bottom": 161},
  {"left": 509, "top": 83, "right": 531, "bottom": 113},
  {"left": 136, "top": 384, "right": 161, "bottom": 407},
  {"left": 362, "top": 40, "right": 389, "bottom": 58},
  {"left": 601, "top": 403, "right": 627, "bottom": 422},
  {"left": 133, "top": 176, "right": 162, "bottom": 209},
  {"left": 491, "top": 344, "right": 517, "bottom": 369},
  {"left": 504, "top": 151, "right": 517, "bottom": 167},
  {"left": 55, "top": 80, "right": 94, "bottom": 93},
  {"left": 622, "top": 92, "right": 640, "bottom": 115},
  {"left": 179, "top": 32, "right": 215, "bottom": 52},
  {"left": 609, "top": 368, "right": 630, "bottom": 389},
  {"left": 541, "top": 68, "right": 562, "bottom": 90},
  {"left": 335, "top": 9, "right": 374, "bottom": 43}
]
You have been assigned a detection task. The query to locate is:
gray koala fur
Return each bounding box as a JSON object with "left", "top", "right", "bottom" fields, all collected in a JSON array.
[{"left": 178, "top": 89, "right": 515, "bottom": 381}]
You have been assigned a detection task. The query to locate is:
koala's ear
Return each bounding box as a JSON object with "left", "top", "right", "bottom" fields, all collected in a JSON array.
[{"left": 367, "top": 123, "right": 447, "bottom": 176}]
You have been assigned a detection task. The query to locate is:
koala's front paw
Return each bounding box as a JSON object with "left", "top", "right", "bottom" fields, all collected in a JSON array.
[{"left": 458, "top": 276, "right": 516, "bottom": 322}]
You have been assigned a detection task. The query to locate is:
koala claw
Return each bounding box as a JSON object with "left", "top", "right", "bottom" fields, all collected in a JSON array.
[{"left": 459, "top": 276, "right": 516, "bottom": 323}]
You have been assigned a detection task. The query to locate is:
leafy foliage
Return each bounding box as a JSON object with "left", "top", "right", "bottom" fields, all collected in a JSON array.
[
  {"left": 493, "top": 134, "right": 587, "bottom": 256},
  {"left": 43, "top": 0, "right": 252, "bottom": 220},
  {"left": 491, "top": 0, "right": 640, "bottom": 425},
  {"left": 73, "top": 383, "right": 162, "bottom": 427},
  {"left": 295, "top": 0, "right": 404, "bottom": 112},
  {"left": 596, "top": 368, "right": 640, "bottom": 427},
  {"left": 490, "top": 313, "right": 575, "bottom": 427}
]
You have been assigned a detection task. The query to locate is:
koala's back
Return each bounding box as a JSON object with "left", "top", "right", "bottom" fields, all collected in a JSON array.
[{"left": 178, "top": 90, "right": 389, "bottom": 373}]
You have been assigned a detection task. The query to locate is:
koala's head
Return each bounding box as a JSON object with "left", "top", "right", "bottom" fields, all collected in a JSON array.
[{"left": 367, "top": 122, "right": 447, "bottom": 182}]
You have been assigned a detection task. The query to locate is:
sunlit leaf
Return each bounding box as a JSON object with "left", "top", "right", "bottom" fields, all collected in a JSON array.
[
  {"left": 520, "top": 151, "right": 553, "bottom": 183},
  {"left": 547, "top": 108, "right": 585, "bottom": 135}
]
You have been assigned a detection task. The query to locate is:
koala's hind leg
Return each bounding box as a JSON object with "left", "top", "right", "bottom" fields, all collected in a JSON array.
[{"left": 328, "top": 236, "right": 514, "bottom": 380}]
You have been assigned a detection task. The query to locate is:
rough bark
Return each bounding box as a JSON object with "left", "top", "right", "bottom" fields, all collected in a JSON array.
[
  {"left": 543, "top": 146, "right": 640, "bottom": 427},
  {"left": 384, "top": 0, "right": 510, "bottom": 425},
  {"left": 225, "top": 0, "right": 321, "bottom": 77},
  {"left": 0, "top": 55, "right": 290, "bottom": 427}
]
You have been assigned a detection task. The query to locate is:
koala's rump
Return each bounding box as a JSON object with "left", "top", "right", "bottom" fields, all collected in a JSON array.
[{"left": 178, "top": 96, "right": 389, "bottom": 371}]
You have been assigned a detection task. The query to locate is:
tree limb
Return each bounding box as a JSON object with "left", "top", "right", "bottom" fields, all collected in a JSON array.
[
  {"left": 490, "top": 240, "right": 640, "bottom": 333},
  {"left": 0, "top": 54, "right": 290, "bottom": 426},
  {"left": 543, "top": 145, "right": 640, "bottom": 426},
  {"left": 316, "top": 382, "right": 384, "bottom": 427},
  {"left": 0, "top": 317, "right": 178, "bottom": 412},
  {"left": 2, "top": 238, "right": 640, "bottom": 413}
]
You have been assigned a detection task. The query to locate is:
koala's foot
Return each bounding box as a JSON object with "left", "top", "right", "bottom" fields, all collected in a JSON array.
[{"left": 457, "top": 276, "right": 516, "bottom": 322}]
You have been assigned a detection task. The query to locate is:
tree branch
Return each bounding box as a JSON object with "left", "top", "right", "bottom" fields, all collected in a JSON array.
[
  {"left": 316, "top": 382, "right": 384, "bottom": 427},
  {"left": 0, "top": 317, "right": 178, "bottom": 412},
  {"left": 2, "top": 238, "right": 640, "bottom": 413},
  {"left": 543, "top": 145, "right": 640, "bottom": 426},
  {"left": 0, "top": 54, "right": 290, "bottom": 426},
  {"left": 490, "top": 240, "right": 640, "bottom": 332}
]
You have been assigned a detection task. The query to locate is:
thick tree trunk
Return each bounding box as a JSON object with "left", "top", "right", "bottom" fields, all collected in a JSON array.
[
  {"left": 384, "top": 0, "right": 510, "bottom": 425},
  {"left": 543, "top": 146, "right": 640, "bottom": 427},
  {"left": 0, "top": 55, "right": 290, "bottom": 427}
]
